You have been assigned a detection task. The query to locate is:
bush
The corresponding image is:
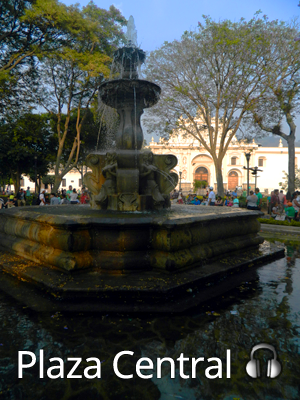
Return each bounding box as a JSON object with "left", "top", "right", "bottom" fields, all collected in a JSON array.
[
  {"left": 193, "top": 180, "right": 207, "bottom": 190},
  {"left": 258, "top": 218, "right": 300, "bottom": 227}
]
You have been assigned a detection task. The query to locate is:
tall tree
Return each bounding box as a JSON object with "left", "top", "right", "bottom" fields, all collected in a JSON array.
[
  {"left": 0, "top": 113, "right": 56, "bottom": 193},
  {"left": 0, "top": 0, "right": 84, "bottom": 115},
  {"left": 248, "top": 19, "right": 300, "bottom": 195},
  {"left": 144, "top": 15, "right": 271, "bottom": 195},
  {"left": 34, "top": 2, "right": 126, "bottom": 191}
]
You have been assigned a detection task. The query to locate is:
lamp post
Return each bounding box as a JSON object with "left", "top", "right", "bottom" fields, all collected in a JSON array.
[
  {"left": 245, "top": 152, "right": 251, "bottom": 196},
  {"left": 179, "top": 171, "right": 182, "bottom": 191},
  {"left": 34, "top": 155, "right": 37, "bottom": 194}
]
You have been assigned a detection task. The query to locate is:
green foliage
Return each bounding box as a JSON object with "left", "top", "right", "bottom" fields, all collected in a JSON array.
[
  {"left": 0, "top": 0, "right": 86, "bottom": 115},
  {"left": 0, "top": 113, "right": 56, "bottom": 192},
  {"left": 42, "top": 175, "right": 55, "bottom": 185},
  {"left": 193, "top": 180, "right": 207, "bottom": 189},
  {"left": 258, "top": 218, "right": 300, "bottom": 227},
  {"left": 32, "top": 2, "right": 126, "bottom": 191},
  {"left": 279, "top": 168, "right": 300, "bottom": 191},
  {"left": 145, "top": 13, "right": 281, "bottom": 197}
]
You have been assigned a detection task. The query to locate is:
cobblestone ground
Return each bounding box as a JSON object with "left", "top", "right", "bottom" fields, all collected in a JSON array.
[{"left": 0, "top": 240, "right": 299, "bottom": 400}]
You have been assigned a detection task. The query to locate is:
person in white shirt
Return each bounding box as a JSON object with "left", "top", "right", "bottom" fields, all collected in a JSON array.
[
  {"left": 208, "top": 187, "right": 216, "bottom": 206},
  {"left": 39, "top": 190, "right": 46, "bottom": 206},
  {"left": 70, "top": 189, "right": 79, "bottom": 204}
]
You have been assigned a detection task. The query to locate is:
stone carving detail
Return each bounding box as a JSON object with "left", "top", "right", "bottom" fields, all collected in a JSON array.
[
  {"left": 140, "top": 151, "right": 165, "bottom": 206},
  {"left": 118, "top": 193, "right": 138, "bottom": 211},
  {"left": 94, "top": 152, "right": 117, "bottom": 208}
]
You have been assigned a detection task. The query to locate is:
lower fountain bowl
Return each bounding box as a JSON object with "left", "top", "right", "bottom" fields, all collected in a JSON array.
[{"left": 0, "top": 204, "right": 284, "bottom": 312}]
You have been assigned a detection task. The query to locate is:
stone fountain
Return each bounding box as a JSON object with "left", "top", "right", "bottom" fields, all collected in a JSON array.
[
  {"left": 0, "top": 17, "right": 284, "bottom": 312},
  {"left": 84, "top": 16, "right": 177, "bottom": 211}
]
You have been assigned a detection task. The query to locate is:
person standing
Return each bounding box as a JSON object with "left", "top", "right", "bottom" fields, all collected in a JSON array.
[
  {"left": 255, "top": 188, "right": 263, "bottom": 210},
  {"left": 16, "top": 188, "right": 26, "bottom": 206},
  {"left": 39, "top": 190, "right": 46, "bottom": 206},
  {"left": 66, "top": 185, "right": 73, "bottom": 200},
  {"left": 208, "top": 186, "right": 216, "bottom": 206}
]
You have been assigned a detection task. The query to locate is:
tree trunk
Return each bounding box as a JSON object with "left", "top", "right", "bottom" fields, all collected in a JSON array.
[
  {"left": 53, "top": 175, "right": 62, "bottom": 193},
  {"left": 215, "top": 162, "right": 224, "bottom": 196},
  {"left": 11, "top": 167, "right": 20, "bottom": 194},
  {"left": 286, "top": 134, "right": 295, "bottom": 195}
]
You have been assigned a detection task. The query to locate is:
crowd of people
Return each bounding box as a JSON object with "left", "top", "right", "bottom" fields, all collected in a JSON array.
[
  {"left": 0, "top": 185, "right": 90, "bottom": 209},
  {"left": 267, "top": 189, "right": 300, "bottom": 221},
  {"left": 171, "top": 187, "right": 241, "bottom": 207},
  {"left": 171, "top": 186, "right": 300, "bottom": 221},
  {"left": 1, "top": 185, "right": 299, "bottom": 221}
]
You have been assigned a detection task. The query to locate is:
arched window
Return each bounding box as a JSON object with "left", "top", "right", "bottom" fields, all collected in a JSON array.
[
  {"left": 195, "top": 167, "right": 208, "bottom": 183},
  {"left": 231, "top": 157, "right": 238, "bottom": 165}
]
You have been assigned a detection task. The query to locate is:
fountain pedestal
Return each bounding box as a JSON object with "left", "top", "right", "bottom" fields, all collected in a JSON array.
[{"left": 84, "top": 150, "right": 177, "bottom": 211}]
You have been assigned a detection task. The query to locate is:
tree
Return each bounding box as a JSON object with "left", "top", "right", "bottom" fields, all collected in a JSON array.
[
  {"left": 248, "top": 19, "right": 300, "bottom": 195},
  {"left": 144, "top": 15, "right": 272, "bottom": 195},
  {"left": 0, "top": 113, "right": 55, "bottom": 193},
  {"left": 279, "top": 168, "right": 300, "bottom": 191},
  {"left": 33, "top": 2, "right": 126, "bottom": 191},
  {"left": 0, "top": 0, "right": 85, "bottom": 115}
]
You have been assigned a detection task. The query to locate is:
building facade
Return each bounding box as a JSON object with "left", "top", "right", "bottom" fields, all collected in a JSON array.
[
  {"left": 11, "top": 135, "right": 298, "bottom": 195},
  {"left": 148, "top": 134, "right": 298, "bottom": 194}
]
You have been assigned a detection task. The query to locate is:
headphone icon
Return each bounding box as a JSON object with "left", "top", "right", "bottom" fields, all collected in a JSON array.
[{"left": 246, "top": 344, "right": 281, "bottom": 378}]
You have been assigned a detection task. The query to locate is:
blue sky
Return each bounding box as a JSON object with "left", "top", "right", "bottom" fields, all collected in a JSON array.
[
  {"left": 61, "top": 0, "right": 299, "bottom": 52},
  {"left": 60, "top": 0, "right": 300, "bottom": 143}
]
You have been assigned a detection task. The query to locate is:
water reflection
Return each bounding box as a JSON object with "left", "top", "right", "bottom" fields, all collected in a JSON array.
[{"left": 0, "top": 242, "right": 300, "bottom": 400}]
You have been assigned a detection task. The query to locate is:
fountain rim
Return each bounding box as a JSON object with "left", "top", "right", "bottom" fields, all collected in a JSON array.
[{"left": 99, "top": 78, "right": 161, "bottom": 92}]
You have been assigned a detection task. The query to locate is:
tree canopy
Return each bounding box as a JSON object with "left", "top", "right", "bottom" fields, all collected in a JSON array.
[
  {"left": 246, "top": 18, "right": 300, "bottom": 195},
  {"left": 0, "top": 112, "right": 56, "bottom": 193},
  {"left": 21, "top": 1, "right": 126, "bottom": 191},
  {"left": 145, "top": 14, "right": 299, "bottom": 195}
]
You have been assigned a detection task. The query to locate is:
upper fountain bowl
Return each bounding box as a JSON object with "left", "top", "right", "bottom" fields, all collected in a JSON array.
[
  {"left": 114, "top": 46, "right": 146, "bottom": 79},
  {"left": 99, "top": 79, "right": 161, "bottom": 110}
]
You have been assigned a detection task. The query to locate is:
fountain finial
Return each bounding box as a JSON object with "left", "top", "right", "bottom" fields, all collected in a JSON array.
[{"left": 126, "top": 15, "right": 138, "bottom": 46}]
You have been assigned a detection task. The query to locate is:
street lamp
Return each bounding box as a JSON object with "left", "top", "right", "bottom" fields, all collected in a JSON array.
[
  {"left": 245, "top": 152, "right": 251, "bottom": 196},
  {"left": 179, "top": 171, "right": 182, "bottom": 191}
]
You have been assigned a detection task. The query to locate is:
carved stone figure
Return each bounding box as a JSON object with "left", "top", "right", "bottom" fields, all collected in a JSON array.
[
  {"left": 140, "top": 151, "right": 165, "bottom": 205},
  {"left": 94, "top": 152, "right": 117, "bottom": 208}
]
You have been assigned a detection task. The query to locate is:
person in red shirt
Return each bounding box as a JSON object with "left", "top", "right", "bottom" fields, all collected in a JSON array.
[{"left": 80, "top": 191, "right": 90, "bottom": 204}]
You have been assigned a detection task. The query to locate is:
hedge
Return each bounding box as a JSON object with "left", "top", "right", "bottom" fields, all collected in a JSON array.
[{"left": 258, "top": 218, "right": 300, "bottom": 227}]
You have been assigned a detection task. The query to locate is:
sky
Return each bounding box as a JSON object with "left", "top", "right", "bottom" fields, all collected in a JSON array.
[
  {"left": 60, "top": 0, "right": 300, "bottom": 144},
  {"left": 60, "top": 0, "right": 300, "bottom": 52}
]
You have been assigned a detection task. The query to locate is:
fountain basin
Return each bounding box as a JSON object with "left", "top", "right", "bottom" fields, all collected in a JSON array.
[
  {"left": 0, "top": 204, "right": 285, "bottom": 312},
  {"left": 0, "top": 205, "right": 264, "bottom": 272}
]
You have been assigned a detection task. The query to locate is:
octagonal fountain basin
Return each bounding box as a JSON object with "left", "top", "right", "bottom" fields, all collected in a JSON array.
[{"left": 0, "top": 204, "right": 284, "bottom": 312}]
